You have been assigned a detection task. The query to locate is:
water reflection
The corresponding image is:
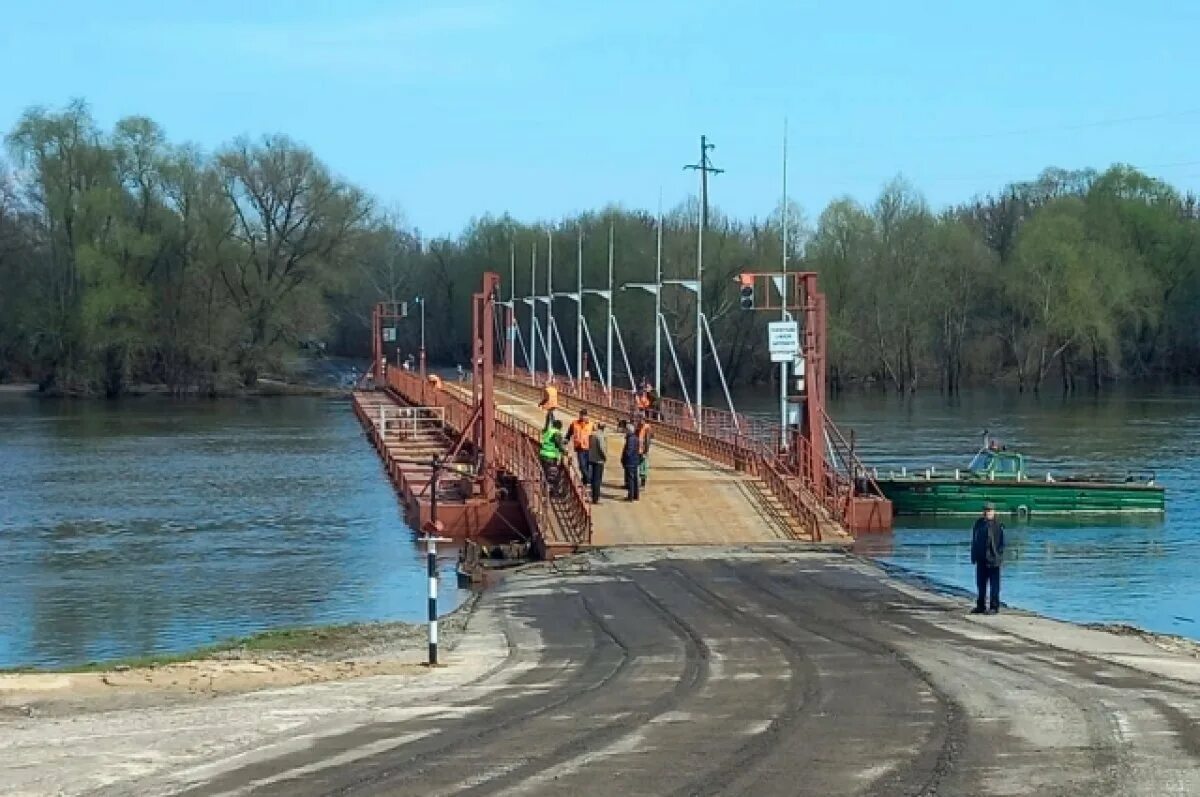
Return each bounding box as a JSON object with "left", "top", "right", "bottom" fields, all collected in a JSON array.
[{"left": 0, "top": 395, "right": 466, "bottom": 668}]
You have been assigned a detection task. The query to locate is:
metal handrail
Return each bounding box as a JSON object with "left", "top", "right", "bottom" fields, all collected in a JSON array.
[{"left": 385, "top": 369, "right": 592, "bottom": 547}]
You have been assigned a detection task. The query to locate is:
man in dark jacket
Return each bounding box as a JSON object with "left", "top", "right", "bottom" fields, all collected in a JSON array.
[
  {"left": 620, "top": 420, "right": 641, "bottom": 501},
  {"left": 970, "top": 502, "right": 1005, "bottom": 614},
  {"left": 587, "top": 423, "right": 608, "bottom": 504}
]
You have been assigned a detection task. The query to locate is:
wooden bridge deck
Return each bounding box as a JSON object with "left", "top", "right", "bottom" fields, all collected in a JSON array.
[{"left": 488, "top": 385, "right": 846, "bottom": 546}]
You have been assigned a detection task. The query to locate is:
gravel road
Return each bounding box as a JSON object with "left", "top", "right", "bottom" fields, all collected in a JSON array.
[{"left": 4, "top": 550, "right": 1198, "bottom": 796}]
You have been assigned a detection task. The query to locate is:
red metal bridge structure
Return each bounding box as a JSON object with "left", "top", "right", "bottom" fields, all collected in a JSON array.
[{"left": 353, "top": 271, "right": 891, "bottom": 558}]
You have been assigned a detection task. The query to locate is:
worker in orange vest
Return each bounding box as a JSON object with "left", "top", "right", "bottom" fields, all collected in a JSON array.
[
  {"left": 539, "top": 377, "right": 559, "bottom": 429},
  {"left": 565, "top": 409, "right": 595, "bottom": 487}
]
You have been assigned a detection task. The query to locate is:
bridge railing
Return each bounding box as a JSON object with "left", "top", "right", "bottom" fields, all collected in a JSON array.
[
  {"left": 385, "top": 369, "right": 591, "bottom": 548},
  {"left": 373, "top": 406, "right": 446, "bottom": 441}
]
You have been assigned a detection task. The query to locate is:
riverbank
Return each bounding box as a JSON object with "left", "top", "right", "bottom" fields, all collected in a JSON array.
[
  {"left": 0, "top": 379, "right": 350, "bottom": 399},
  {"left": 4, "top": 552, "right": 1196, "bottom": 705},
  {"left": 0, "top": 597, "right": 477, "bottom": 720},
  {"left": 3, "top": 549, "right": 1199, "bottom": 796}
]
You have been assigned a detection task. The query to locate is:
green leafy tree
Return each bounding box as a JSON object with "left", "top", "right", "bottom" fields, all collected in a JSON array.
[{"left": 216, "top": 135, "right": 370, "bottom": 385}]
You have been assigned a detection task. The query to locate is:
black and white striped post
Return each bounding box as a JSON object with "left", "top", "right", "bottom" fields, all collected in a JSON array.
[
  {"left": 424, "top": 532, "right": 441, "bottom": 664},
  {"left": 422, "top": 455, "right": 450, "bottom": 666}
]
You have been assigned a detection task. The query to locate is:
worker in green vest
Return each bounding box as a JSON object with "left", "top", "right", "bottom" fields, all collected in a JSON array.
[{"left": 539, "top": 419, "right": 565, "bottom": 490}]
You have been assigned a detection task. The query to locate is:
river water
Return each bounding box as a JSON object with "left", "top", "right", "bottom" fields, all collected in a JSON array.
[
  {"left": 2, "top": 387, "right": 1196, "bottom": 669},
  {"left": 822, "top": 386, "right": 1198, "bottom": 640},
  {"left": 0, "top": 394, "right": 466, "bottom": 669}
]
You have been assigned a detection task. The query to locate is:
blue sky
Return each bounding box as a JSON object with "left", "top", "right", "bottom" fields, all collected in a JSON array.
[{"left": 3, "top": 0, "right": 1199, "bottom": 236}]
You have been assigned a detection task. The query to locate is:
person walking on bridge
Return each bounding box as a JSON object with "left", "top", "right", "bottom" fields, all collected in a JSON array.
[
  {"left": 539, "top": 377, "right": 559, "bottom": 429},
  {"left": 635, "top": 387, "right": 651, "bottom": 416},
  {"left": 587, "top": 423, "right": 608, "bottom": 504},
  {"left": 565, "top": 409, "right": 594, "bottom": 488},
  {"left": 539, "top": 419, "right": 566, "bottom": 495},
  {"left": 620, "top": 420, "right": 641, "bottom": 501},
  {"left": 635, "top": 415, "right": 653, "bottom": 489},
  {"left": 970, "top": 502, "right": 1006, "bottom": 614}
]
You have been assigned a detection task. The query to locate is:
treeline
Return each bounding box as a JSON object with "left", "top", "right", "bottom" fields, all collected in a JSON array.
[{"left": 2, "top": 101, "right": 1198, "bottom": 396}]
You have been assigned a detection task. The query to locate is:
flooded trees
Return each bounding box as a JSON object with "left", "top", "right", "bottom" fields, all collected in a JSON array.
[
  {"left": 6, "top": 101, "right": 122, "bottom": 393},
  {"left": 217, "top": 136, "right": 370, "bottom": 386},
  {"left": 4, "top": 100, "right": 1200, "bottom": 396}
]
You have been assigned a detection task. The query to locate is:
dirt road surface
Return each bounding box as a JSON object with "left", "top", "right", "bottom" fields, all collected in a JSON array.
[{"left": 3, "top": 549, "right": 1198, "bottom": 796}]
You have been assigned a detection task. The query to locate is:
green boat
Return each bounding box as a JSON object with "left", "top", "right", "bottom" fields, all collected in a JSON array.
[{"left": 875, "top": 444, "right": 1165, "bottom": 517}]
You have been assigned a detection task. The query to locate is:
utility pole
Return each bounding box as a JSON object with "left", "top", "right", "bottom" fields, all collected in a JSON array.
[{"left": 684, "top": 135, "right": 723, "bottom": 430}]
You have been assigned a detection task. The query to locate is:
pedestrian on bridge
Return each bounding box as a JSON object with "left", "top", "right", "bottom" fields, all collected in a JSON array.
[
  {"left": 587, "top": 423, "right": 608, "bottom": 504},
  {"left": 620, "top": 420, "right": 641, "bottom": 501},
  {"left": 635, "top": 416, "right": 653, "bottom": 489},
  {"left": 540, "top": 419, "right": 566, "bottom": 495},
  {"left": 539, "top": 377, "right": 559, "bottom": 429},
  {"left": 970, "top": 502, "right": 1005, "bottom": 614},
  {"left": 565, "top": 410, "right": 594, "bottom": 488}
]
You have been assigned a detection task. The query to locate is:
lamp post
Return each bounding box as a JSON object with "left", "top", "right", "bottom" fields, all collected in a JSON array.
[{"left": 414, "top": 296, "right": 426, "bottom": 377}]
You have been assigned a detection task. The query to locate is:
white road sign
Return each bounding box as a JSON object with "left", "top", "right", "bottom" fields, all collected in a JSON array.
[{"left": 768, "top": 321, "right": 799, "bottom": 355}]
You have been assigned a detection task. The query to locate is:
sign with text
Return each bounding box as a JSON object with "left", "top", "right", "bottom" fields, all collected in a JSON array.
[
  {"left": 382, "top": 327, "right": 397, "bottom": 342},
  {"left": 767, "top": 321, "right": 799, "bottom": 355}
]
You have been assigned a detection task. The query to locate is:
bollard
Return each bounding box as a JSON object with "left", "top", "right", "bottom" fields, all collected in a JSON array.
[{"left": 423, "top": 533, "right": 450, "bottom": 665}]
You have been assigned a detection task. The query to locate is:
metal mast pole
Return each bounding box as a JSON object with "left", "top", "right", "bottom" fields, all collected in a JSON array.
[
  {"left": 546, "top": 231, "right": 554, "bottom": 379},
  {"left": 419, "top": 297, "right": 426, "bottom": 377},
  {"left": 530, "top": 242, "right": 537, "bottom": 378},
  {"left": 576, "top": 229, "right": 584, "bottom": 383},
  {"left": 508, "top": 242, "right": 516, "bottom": 375},
  {"left": 655, "top": 194, "right": 663, "bottom": 393},
  {"left": 684, "top": 135, "right": 722, "bottom": 430},
  {"left": 696, "top": 138, "right": 704, "bottom": 428},
  {"left": 780, "top": 119, "right": 789, "bottom": 451},
  {"left": 606, "top": 223, "right": 614, "bottom": 393}
]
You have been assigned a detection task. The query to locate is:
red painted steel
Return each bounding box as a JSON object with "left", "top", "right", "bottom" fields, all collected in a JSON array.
[
  {"left": 474, "top": 273, "right": 498, "bottom": 500},
  {"left": 366, "top": 274, "right": 593, "bottom": 557},
  {"left": 370, "top": 301, "right": 409, "bottom": 385}
]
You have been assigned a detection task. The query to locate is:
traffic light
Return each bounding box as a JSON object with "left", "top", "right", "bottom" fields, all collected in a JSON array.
[{"left": 738, "top": 273, "right": 755, "bottom": 309}]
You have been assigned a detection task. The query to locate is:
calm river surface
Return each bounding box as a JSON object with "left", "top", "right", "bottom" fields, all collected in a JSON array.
[
  {"left": 818, "top": 386, "right": 1198, "bottom": 640},
  {"left": 2, "top": 387, "right": 1196, "bottom": 668},
  {"left": 0, "top": 394, "right": 466, "bottom": 669}
]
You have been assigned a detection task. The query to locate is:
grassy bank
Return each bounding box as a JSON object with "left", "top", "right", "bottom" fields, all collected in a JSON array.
[
  {"left": 0, "top": 622, "right": 423, "bottom": 674},
  {"left": 1, "top": 593, "right": 481, "bottom": 675}
]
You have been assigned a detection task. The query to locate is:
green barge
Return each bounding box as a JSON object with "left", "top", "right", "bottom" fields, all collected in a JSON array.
[{"left": 875, "top": 447, "right": 1165, "bottom": 517}]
